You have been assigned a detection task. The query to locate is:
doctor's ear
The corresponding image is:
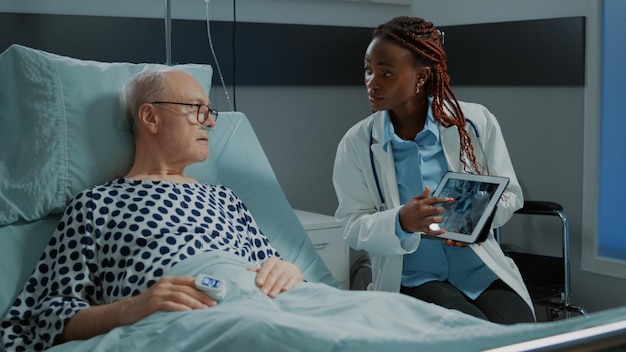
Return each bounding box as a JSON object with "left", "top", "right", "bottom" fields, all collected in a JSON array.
[
  {"left": 417, "top": 66, "right": 431, "bottom": 84},
  {"left": 415, "top": 66, "right": 431, "bottom": 94}
]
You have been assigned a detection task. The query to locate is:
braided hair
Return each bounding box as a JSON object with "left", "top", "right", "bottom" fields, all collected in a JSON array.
[{"left": 373, "top": 16, "right": 484, "bottom": 174}]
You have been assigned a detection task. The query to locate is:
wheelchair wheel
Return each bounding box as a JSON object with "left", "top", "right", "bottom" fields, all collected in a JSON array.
[{"left": 350, "top": 254, "right": 371, "bottom": 290}]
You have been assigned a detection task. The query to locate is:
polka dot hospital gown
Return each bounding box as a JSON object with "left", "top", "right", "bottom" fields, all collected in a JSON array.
[{"left": 1, "top": 178, "right": 280, "bottom": 351}]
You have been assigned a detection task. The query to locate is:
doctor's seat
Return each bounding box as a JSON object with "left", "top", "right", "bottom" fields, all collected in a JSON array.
[{"left": 496, "top": 200, "right": 588, "bottom": 321}]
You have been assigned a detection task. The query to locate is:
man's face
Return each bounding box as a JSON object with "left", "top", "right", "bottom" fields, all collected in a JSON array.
[{"left": 154, "top": 71, "right": 214, "bottom": 165}]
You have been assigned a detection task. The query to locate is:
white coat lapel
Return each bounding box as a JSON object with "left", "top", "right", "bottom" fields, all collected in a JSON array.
[
  {"left": 370, "top": 137, "right": 400, "bottom": 208},
  {"left": 440, "top": 125, "right": 463, "bottom": 172},
  {"left": 440, "top": 122, "right": 487, "bottom": 175}
]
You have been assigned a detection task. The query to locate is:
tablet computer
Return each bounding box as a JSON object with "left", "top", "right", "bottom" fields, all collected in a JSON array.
[{"left": 431, "top": 172, "right": 509, "bottom": 243}]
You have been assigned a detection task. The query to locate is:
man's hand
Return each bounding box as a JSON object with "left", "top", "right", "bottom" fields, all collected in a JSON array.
[
  {"left": 128, "top": 276, "right": 216, "bottom": 318},
  {"left": 59, "top": 276, "right": 214, "bottom": 344},
  {"left": 248, "top": 257, "right": 304, "bottom": 298}
]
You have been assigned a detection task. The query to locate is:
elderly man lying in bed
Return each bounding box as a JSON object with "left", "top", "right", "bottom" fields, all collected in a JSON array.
[
  {"left": 1, "top": 68, "right": 305, "bottom": 350},
  {"left": 1, "top": 68, "right": 505, "bottom": 352}
]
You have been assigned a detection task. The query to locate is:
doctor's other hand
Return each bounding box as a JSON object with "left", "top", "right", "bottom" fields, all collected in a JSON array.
[
  {"left": 399, "top": 186, "right": 453, "bottom": 236},
  {"left": 444, "top": 238, "right": 471, "bottom": 248}
]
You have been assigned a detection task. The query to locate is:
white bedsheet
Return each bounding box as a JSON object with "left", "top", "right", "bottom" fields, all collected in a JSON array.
[{"left": 47, "top": 251, "right": 626, "bottom": 352}]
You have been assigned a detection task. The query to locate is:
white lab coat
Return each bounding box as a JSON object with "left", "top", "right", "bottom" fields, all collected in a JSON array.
[{"left": 332, "top": 101, "right": 534, "bottom": 316}]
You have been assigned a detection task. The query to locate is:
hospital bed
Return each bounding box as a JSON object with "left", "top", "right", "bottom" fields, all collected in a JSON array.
[{"left": 2, "top": 44, "right": 626, "bottom": 351}]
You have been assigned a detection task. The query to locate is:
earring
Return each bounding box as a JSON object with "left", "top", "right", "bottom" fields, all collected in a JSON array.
[{"left": 415, "top": 81, "right": 422, "bottom": 94}]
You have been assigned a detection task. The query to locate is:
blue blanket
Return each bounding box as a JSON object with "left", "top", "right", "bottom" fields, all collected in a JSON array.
[{"left": 48, "top": 252, "right": 626, "bottom": 352}]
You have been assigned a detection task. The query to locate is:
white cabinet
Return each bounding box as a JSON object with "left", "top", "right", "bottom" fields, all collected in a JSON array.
[{"left": 294, "top": 209, "right": 349, "bottom": 289}]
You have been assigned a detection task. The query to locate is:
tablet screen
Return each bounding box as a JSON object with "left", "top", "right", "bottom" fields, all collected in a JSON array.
[{"left": 432, "top": 172, "right": 509, "bottom": 243}]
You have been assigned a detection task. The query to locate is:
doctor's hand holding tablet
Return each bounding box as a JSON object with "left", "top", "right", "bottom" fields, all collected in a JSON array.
[{"left": 400, "top": 172, "right": 509, "bottom": 246}]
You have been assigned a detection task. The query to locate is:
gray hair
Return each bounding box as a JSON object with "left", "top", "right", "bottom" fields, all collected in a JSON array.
[{"left": 121, "top": 65, "right": 173, "bottom": 136}]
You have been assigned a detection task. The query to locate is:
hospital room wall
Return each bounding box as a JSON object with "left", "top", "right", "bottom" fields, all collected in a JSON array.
[{"left": 1, "top": 0, "right": 622, "bottom": 313}]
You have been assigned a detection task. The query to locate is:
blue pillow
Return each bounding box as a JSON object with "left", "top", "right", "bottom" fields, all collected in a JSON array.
[{"left": 0, "top": 44, "right": 213, "bottom": 225}]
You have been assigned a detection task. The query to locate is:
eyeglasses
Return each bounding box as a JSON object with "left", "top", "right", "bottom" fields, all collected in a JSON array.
[{"left": 151, "top": 101, "right": 218, "bottom": 124}]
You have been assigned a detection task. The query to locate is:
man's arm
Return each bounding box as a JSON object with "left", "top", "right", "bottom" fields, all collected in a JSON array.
[{"left": 57, "top": 276, "right": 215, "bottom": 344}]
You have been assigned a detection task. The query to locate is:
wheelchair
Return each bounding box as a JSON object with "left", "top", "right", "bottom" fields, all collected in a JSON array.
[{"left": 496, "top": 200, "right": 588, "bottom": 321}]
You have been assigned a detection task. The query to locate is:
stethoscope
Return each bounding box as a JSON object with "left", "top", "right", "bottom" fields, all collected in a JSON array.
[{"left": 368, "top": 116, "right": 483, "bottom": 212}]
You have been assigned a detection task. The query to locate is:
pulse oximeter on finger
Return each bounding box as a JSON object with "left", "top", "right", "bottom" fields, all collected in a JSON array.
[{"left": 194, "top": 274, "right": 228, "bottom": 301}]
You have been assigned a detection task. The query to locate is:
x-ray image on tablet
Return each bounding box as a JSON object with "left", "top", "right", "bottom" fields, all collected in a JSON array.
[{"left": 432, "top": 172, "right": 509, "bottom": 243}]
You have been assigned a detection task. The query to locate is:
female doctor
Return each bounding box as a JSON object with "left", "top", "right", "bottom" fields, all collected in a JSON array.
[{"left": 332, "top": 16, "right": 535, "bottom": 324}]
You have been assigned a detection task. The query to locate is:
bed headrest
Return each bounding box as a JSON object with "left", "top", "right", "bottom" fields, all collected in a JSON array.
[{"left": 0, "top": 44, "right": 213, "bottom": 225}]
